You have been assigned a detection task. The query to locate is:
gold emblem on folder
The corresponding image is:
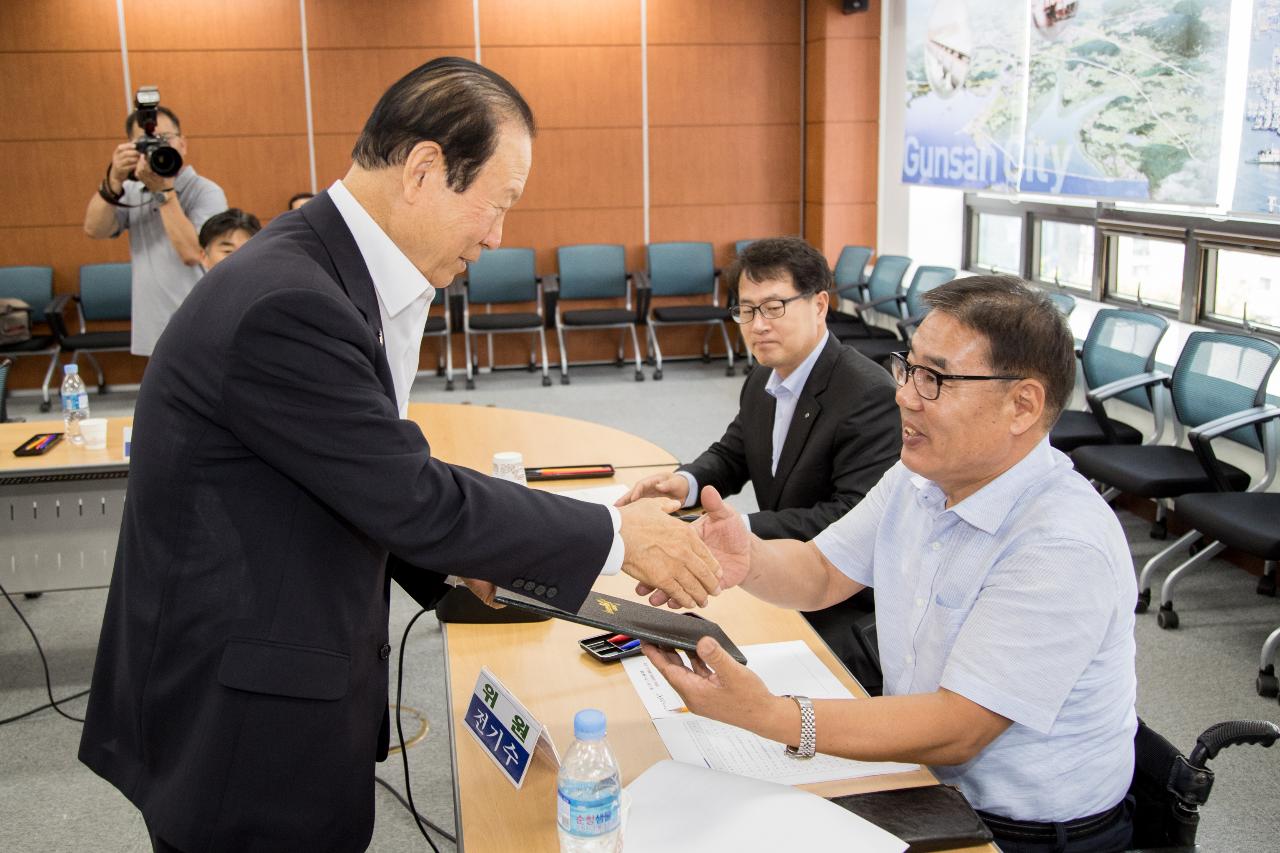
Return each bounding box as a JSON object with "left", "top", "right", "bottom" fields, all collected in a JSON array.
[{"left": 596, "top": 598, "right": 619, "bottom": 615}]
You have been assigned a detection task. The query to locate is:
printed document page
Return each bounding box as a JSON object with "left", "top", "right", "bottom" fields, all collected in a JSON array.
[
  {"left": 623, "top": 640, "right": 918, "bottom": 786},
  {"left": 551, "top": 483, "right": 630, "bottom": 506}
]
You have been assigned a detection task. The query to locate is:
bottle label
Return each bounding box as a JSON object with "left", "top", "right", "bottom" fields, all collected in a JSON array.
[
  {"left": 62, "top": 392, "right": 88, "bottom": 412},
  {"left": 557, "top": 788, "right": 619, "bottom": 838}
]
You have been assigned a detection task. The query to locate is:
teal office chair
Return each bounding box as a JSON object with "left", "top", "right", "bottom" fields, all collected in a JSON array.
[
  {"left": 829, "top": 254, "right": 912, "bottom": 343},
  {"left": 552, "top": 244, "right": 643, "bottom": 384},
  {"left": 1050, "top": 308, "right": 1169, "bottom": 453},
  {"left": 846, "top": 265, "right": 956, "bottom": 365},
  {"left": 1048, "top": 291, "right": 1077, "bottom": 315},
  {"left": 734, "top": 239, "right": 757, "bottom": 256},
  {"left": 832, "top": 245, "right": 873, "bottom": 294},
  {"left": 1070, "top": 332, "right": 1280, "bottom": 618},
  {"left": 643, "top": 242, "right": 734, "bottom": 380},
  {"left": 422, "top": 286, "right": 454, "bottom": 391},
  {"left": 461, "top": 248, "right": 550, "bottom": 390},
  {"left": 48, "top": 263, "right": 132, "bottom": 394},
  {"left": 0, "top": 265, "right": 61, "bottom": 411}
]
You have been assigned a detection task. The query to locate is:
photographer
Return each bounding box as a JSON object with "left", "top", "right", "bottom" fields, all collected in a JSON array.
[{"left": 83, "top": 91, "right": 227, "bottom": 357}]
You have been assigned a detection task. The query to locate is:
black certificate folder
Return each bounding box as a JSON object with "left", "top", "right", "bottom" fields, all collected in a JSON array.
[{"left": 493, "top": 589, "right": 748, "bottom": 665}]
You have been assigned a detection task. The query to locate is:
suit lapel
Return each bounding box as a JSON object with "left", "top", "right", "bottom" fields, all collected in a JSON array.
[
  {"left": 745, "top": 373, "right": 777, "bottom": 493},
  {"left": 299, "top": 192, "right": 397, "bottom": 402},
  {"left": 766, "top": 335, "right": 840, "bottom": 509}
]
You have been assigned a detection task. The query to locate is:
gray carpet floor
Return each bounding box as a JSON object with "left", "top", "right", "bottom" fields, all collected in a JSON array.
[{"left": 2, "top": 358, "right": 1278, "bottom": 851}]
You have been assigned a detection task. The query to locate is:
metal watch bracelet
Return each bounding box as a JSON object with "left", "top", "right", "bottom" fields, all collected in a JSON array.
[{"left": 782, "top": 694, "right": 816, "bottom": 759}]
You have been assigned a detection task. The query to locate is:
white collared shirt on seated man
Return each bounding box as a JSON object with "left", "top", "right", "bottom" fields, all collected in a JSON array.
[{"left": 813, "top": 435, "right": 1137, "bottom": 822}]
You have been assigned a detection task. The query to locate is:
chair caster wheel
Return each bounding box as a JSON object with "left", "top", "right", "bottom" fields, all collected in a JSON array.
[
  {"left": 615, "top": 358, "right": 625, "bottom": 367},
  {"left": 1257, "top": 575, "right": 1277, "bottom": 597},
  {"left": 743, "top": 363, "right": 754, "bottom": 374},
  {"left": 445, "top": 380, "right": 454, "bottom": 391},
  {"left": 40, "top": 401, "right": 51, "bottom": 412},
  {"left": 1156, "top": 604, "right": 1178, "bottom": 630},
  {"left": 541, "top": 375, "right": 552, "bottom": 387},
  {"left": 725, "top": 366, "right": 735, "bottom": 376},
  {"left": 527, "top": 363, "right": 536, "bottom": 373},
  {"left": 560, "top": 375, "right": 570, "bottom": 385},
  {"left": 1135, "top": 590, "right": 1150, "bottom": 614},
  {"left": 634, "top": 370, "right": 644, "bottom": 382},
  {"left": 1149, "top": 519, "right": 1168, "bottom": 540},
  {"left": 465, "top": 378, "right": 475, "bottom": 390},
  {"left": 652, "top": 369, "right": 663, "bottom": 381},
  {"left": 1258, "top": 668, "right": 1279, "bottom": 698},
  {"left": 701, "top": 354, "right": 711, "bottom": 364}
]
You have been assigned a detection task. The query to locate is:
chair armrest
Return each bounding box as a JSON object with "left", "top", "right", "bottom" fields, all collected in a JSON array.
[
  {"left": 44, "top": 293, "right": 74, "bottom": 340},
  {"left": 542, "top": 273, "right": 559, "bottom": 293},
  {"left": 1189, "top": 405, "right": 1280, "bottom": 444},
  {"left": 895, "top": 313, "right": 926, "bottom": 339},
  {"left": 1085, "top": 371, "right": 1170, "bottom": 406}
]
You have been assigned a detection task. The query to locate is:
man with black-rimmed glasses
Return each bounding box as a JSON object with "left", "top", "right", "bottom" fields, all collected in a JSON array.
[
  {"left": 617, "top": 236, "right": 901, "bottom": 683},
  {"left": 644, "top": 275, "right": 1139, "bottom": 853}
]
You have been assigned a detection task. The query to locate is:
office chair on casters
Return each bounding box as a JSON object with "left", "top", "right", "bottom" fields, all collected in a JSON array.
[
  {"left": 1050, "top": 308, "right": 1170, "bottom": 454},
  {"left": 1145, "top": 403, "right": 1280, "bottom": 634},
  {"left": 828, "top": 254, "right": 912, "bottom": 343},
  {"left": 551, "top": 244, "right": 644, "bottom": 385},
  {"left": 422, "top": 286, "right": 454, "bottom": 391},
  {"left": 846, "top": 265, "right": 956, "bottom": 367},
  {"left": 0, "top": 265, "right": 61, "bottom": 412},
  {"left": 1048, "top": 291, "right": 1077, "bottom": 316},
  {"left": 461, "top": 248, "right": 551, "bottom": 390},
  {"left": 643, "top": 242, "right": 734, "bottom": 380},
  {"left": 1128, "top": 718, "right": 1279, "bottom": 851},
  {"left": 48, "top": 263, "right": 133, "bottom": 394},
  {"left": 1070, "top": 332, "right": 1280, "bottom": 617}
]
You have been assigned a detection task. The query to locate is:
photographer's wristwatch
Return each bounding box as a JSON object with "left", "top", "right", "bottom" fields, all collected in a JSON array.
[
  {"left": 152, "top": 188, "right": 171, "bottom": 207},
  {"left": 783, "top": 694, "right": 816, "bottom": 759}
]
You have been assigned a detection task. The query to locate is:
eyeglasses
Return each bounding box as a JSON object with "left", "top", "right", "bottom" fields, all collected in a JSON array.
[
  {"left": 729, "top": 293, "right": 810, "bottom": 324},
  {"left": 132, "top": 132, "right": 180, "bottom": 143},
  {"left": 888, "top": 351, "right": 1023, "bottom": 401}
]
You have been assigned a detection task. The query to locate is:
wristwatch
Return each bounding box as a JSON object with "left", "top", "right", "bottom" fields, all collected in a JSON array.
[
  {"left": 783, "top": 694, "right": 816, "bottom": 759},
  {"left": 152, "top": 188, "right": 171, "bottom": 206}
]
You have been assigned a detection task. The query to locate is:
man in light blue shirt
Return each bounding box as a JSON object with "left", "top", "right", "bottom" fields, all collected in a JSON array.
[{"left": 643, "top": 276, "right": 1138, "bottom": 852}]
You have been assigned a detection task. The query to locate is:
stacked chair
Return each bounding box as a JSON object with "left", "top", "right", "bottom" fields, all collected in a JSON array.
[
  {"left": 461, "top": 248, "right": 551, "bottom": 389},
  {"left": 1070, "top": 332, "right": 1280, "bottom": 627},
  {"left": 551, "top": 244, "right": 644, "bottom": 384},
  {"left": 845, "top": 265, "right": 956, "bottom": 366},
  {"left": 828, "top": 254, "right": 912, "bottom": 344}
]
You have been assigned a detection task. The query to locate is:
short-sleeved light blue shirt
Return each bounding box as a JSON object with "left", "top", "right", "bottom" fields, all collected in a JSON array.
[{"left": 813, "top": 438, "right": 1137, "bottom": 821}]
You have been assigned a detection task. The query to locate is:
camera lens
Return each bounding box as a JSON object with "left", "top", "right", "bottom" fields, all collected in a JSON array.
[{"left": 149, "top": 145, "right": 183, "bottom": 178}]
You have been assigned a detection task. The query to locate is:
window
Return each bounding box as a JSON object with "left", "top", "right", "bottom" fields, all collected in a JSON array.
[
  {"left": 1037, "top": 219, "right": 1093, "bottom": 291},
  {"left": 974, "top": 213, "right": 1021, "bottom": 274},
  {"left": 1206, "top": 249, "right": 1280, "bottom": 331},
  {"left": 1109, "top": 235, "right": 1183, "bottom": 310}
]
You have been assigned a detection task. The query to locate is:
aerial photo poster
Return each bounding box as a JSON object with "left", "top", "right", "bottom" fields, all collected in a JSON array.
[
  {"left": 901, "top": 0, "right": 1029, "bottom": 191},
  {"left": 1233, "top": 0, "right": 1280, "bottom": 216},
  {"left": 904, "top": 1, "right": 1232, "bottom": 205}
]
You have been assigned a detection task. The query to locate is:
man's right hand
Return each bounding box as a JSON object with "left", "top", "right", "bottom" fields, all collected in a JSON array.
[
  {"left": 614, "top": 472, "right": 690, "bottom": 507},
  {"left": 108, "top": 142, "right": 141, "bottom": 194},
  {"left": 618, "top": 497, "right": 722, "bottom": 609}
]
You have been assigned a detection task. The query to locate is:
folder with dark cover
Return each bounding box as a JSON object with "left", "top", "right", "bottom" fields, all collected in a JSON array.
[
  {"left": 493, "top": 589, "right": 748, "bottom": 664},
  {"left": 828, "top": 784, "right": 993, "bottom": 852}
]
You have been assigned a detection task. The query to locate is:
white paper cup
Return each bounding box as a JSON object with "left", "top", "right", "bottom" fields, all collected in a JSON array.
[
  {"left": 81, "top": 417, "right": 108, "bottom": 450},
  {"left": 492, "top": 451, "right": 527, "bottom": 485}
]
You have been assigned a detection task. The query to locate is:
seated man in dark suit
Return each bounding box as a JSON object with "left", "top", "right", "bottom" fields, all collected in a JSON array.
[{"left": 617, "top": 236, "right": 900, "bottom": 684}]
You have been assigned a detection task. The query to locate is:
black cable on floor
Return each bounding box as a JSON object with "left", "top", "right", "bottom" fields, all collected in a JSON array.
[
  {"left": 394, "top": 607, "right": 454, "bottom": 850},
  {"left": 373, "top": 775, "right": 455, "bottom": 845},
  {"left": 0, "top": 580, "right": 87, "bottom": 725}
]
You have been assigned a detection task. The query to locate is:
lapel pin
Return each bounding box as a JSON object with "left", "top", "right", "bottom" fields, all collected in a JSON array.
[{"left": 378, "top": 329, "right": 384, "bottom": 346}]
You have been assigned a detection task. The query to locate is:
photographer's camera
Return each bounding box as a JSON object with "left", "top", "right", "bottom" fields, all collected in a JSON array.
[{"left": 132, "top": 86, "right": 182, "bottom": 178}]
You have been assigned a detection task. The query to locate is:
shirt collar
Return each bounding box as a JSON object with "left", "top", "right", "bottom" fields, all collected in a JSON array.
[
  {"left": 764, "top": 332, "right": 830, "bottom": 400},
  {"left": 327, "top": 180, "right": 434, "bottom": 317},
  {"left": 909, "top": 436, "right": 1065, "bottom": 534}
]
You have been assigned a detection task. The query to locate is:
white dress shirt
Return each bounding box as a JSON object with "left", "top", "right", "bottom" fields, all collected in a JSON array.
[
  {"left": 678, "top": 333, "right": 830, "bottom": 532},
  {"left": 326, "top": 182, "right": 623, "bottom": 575}
]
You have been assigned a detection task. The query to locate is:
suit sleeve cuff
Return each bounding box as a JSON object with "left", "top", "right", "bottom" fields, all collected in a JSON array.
[
  {"left": 676, "top": 470, "right": 699, "bottom": 508},
  {"left": 600, "top": 505, "right": 624, "bottom": 576}
]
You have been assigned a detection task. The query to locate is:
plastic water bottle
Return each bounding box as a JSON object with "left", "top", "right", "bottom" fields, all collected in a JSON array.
[
  {"left": 557, "top": 709, "right": 622, "bottom": 852},
  {"left": 60, "top": 363, "right": 90, "bottom": 445}
]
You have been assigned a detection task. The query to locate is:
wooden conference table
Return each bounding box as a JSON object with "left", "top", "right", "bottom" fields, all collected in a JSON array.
[{"left": 0, "top": 404, "right": 990, "bottom": 851}]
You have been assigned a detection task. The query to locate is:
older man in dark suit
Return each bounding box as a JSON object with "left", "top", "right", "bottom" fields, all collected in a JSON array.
[
  {"left": 618, "top": 237, "right": 900, "bottom": 685},
  {"left": 79, "top": 57, "right": 720, "bottom": 853}
]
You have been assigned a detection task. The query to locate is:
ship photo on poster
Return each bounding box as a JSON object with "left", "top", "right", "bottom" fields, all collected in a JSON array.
[
  {"left": 1233, "top": 0, "right": 1280, "bottom": 216},
  {"left": 1020, "top": 0, "right": 1231, "bottom": 203},
  {"left": 901, "top": 0, "right": 1030, "bottom": 191}
]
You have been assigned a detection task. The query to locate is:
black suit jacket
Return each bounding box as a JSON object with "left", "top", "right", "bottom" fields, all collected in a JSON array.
[
  {"left": 680, "top": 333, "right": 900, "bottom": 540},
  {"left": 79, "top": 193, "right": 611, "bottom": 852}
]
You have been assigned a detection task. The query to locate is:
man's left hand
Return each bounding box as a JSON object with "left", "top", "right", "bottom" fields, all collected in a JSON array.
[{"left": 641, "top": 636, "right": 784, "bottom": 732}]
